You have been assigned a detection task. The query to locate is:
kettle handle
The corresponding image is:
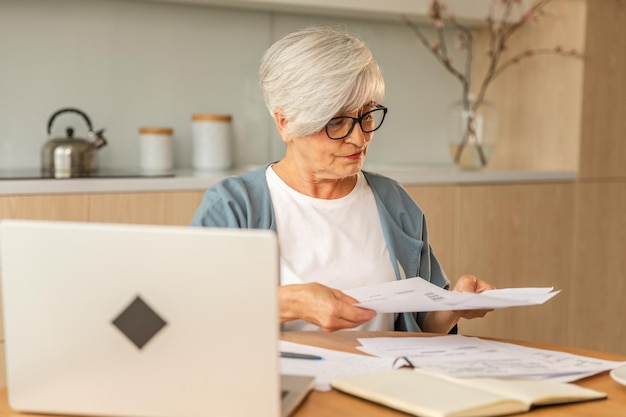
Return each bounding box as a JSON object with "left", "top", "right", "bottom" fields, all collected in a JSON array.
[{"left": 47, "top": 107, "right": 94, "bottom": 135}]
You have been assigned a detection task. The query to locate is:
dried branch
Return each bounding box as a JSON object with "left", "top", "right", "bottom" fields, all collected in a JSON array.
[
  {"left": 447, "top": 17, "right": 474, "bottom": 109},
  {"left": 402, "top": 0, "right": 582, "bottom": 167},
  {"left": 402, "top": 16, "right": 466, "bottom": 85},
  {"left": 474, "top": 47, "right": 583, "bottom": 109}
]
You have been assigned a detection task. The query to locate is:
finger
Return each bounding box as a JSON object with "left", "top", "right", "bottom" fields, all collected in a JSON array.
[
  {"left": 455, "top": 275, "right": 495, "bottom": 293},
  {"left": 475, "top": 279, "right": 496, "bottom": 292},
  {"left": 339, "top": 304, "right": 377, "bottom": 324},
  {"left": 318, "top": 307, "right": 376, "bottom": 332},
  {"left": 453, "top": 275, "right": 479, "bottom": 292},
  {"left": 331, "top": 289, "right": 376, "bottom": 322}
]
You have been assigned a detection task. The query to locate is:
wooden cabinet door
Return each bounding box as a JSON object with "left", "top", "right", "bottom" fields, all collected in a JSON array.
[
  {"left": 88, "top": 191, "right": 205, "bottom": 226},
  {"left": 454, "top": 182, "right": 575, "bottom": 345},
  {"left": 0, "top": 194, "right": 89, "bottom": 221}
]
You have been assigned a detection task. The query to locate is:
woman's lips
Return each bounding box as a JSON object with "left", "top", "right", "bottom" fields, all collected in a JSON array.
[{"left": 346, "top": 151, "right": 363, "bottom": 160}]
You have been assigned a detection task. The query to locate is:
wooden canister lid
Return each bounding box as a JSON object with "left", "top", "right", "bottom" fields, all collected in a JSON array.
[
  {"left": 191, "top": 114, "right": 232, "bottom": 122},
  {"left": 138, "top": 127, "right": 174, "bottom": 135}
]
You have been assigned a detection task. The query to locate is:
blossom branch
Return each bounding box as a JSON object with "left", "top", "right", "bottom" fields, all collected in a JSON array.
[
  {"left": 402, "top": 16, "right": 466, "bottom": 85},
  {"left": 474, "top": 46, "right": 582, "bottom": 112},
  {"left": 473, "top": 0, "right": 574, "bottom": 111},
  {"left": 433, "top": 3, "right": 451, "bottom": 60},
  {"left": 447, "top": 17, "right": 474, "bottom": 110},
  {"left": 497, "top": 0, "right": 554, "bottom": 55},
  {"left": 403, "top": 0, "right": 582, "bottom": 167},
  {"left": 491, "top": 47, "right": 582, "bottom": 81}
]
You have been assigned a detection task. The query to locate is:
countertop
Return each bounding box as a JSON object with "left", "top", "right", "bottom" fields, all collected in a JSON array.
[{"left": 0, "top": 165, "right": 577, "bottom": 196}]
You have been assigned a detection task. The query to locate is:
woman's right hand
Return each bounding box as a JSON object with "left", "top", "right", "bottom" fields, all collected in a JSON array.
[{"left": 279, "top": 282, "right": 376, "bottom": 332}]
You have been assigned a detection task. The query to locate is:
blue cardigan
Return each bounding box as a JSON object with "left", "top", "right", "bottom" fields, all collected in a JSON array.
[{"left": 190, "top": 164, "right": 451, "bottom": 332}]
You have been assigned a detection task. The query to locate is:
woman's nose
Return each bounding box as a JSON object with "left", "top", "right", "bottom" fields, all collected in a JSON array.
[{"left": 344, "top": 123, "right": 368, "bottom": 146}]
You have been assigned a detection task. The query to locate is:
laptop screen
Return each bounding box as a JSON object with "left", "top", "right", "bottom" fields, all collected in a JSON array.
[{"left": 0, "top": 220, "right": 291, "bottom": 417}]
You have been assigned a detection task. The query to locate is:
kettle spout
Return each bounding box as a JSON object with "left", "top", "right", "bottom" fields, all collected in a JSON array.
[{"left": 92, "top": 128, "right": 107, "bottom": 149}]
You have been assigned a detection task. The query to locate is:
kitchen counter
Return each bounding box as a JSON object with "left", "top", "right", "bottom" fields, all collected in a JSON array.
[{"left": 0, "top": 166, "right": 577, "bottom": 195}]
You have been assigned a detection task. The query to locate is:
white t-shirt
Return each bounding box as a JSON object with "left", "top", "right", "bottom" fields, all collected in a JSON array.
[{"left": 266, "top": 166, "right": 396, "bottom": 331}]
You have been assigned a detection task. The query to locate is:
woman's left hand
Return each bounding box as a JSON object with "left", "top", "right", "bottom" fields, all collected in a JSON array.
[
  {"left": 452, "top": 274, "right": 496, "bottom": 319},
  {"left": 423, "top": 274, "right": 496, "bottom": 333}
]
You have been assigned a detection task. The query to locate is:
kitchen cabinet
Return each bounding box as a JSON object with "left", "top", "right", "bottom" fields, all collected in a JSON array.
[
  {"left": 0, "top": 191, "right": 204, "bottom": 226},
  {"left": 411, "top": 179, "right": 626, "bottom": 357},
  {"left": 453, "top": 183, "right": 575, "bottom": 346},
  {"left": 571, "top": 181, "right": 626, "bottom": 354},
  {"left": 0, "top": 195, "right": 89, "bottom": 222},
  {"left": 0, "top": 346, "right": 4, "bottom": 388},
  {"left": 139, "top": 0, "right": 513, "bottom": 25},
  {"left": 408, "top": 183, "right": 576, "bottom": 346},
  {"left": 404, "top": 185, "right": 458, "bottom": 276},
  {"left": 88, "top": 191, "right": 204, "bottom": 225}
]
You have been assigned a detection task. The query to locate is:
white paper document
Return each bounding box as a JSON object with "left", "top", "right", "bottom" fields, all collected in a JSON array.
[
  {"left": 345, "top": 277, "right": 559, "bottom": 313},
  {"left": 356, "top": 335, "right": 626, "bottom": 382},
  {"left": 279, "top": 340, "right": 394, "bottom": 391}
]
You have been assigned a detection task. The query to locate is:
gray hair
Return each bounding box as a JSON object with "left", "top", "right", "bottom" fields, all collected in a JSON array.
[{"left": 259, "top": 26, "right": 385, "bottom": 138}]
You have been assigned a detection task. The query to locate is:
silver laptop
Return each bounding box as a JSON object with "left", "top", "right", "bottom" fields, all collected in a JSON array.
[{"left": 0, "top": 219, "right": 313, "bottom": 417}]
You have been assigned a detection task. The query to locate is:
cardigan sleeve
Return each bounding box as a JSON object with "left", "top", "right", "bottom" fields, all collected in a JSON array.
[{"left": 190, "top": 165, "right": 275, "bottom": 230}]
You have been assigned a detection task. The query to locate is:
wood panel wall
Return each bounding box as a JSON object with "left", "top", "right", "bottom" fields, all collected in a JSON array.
[
  {"left": 578, "top": 0, "right": 626, "bottom": 179},
  {"left": 569, "top": 1, "right": 626, "bottom": 354}
]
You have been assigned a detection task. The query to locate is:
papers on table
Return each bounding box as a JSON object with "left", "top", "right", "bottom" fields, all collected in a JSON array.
[
  {"left": 279, "top": 340, "right": 394, "bottom": 391},
  {"left": 345, "top": 277, "right": 559, "bottom": 313},
  {"left": 281, "top": 335, "right": 626, "bottom": 393},
  {"left": 356, "top": 335, "right": 626, "bottom": 382}
]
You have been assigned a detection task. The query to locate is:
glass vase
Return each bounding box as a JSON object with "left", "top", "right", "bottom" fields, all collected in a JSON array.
[{"left": 447, "top": 98, "right": 498, "bottom": 170}]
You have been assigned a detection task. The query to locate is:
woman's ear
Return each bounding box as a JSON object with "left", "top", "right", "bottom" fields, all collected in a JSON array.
[{"left": 272, "top": 110, "right": 290, "bottom": 144}]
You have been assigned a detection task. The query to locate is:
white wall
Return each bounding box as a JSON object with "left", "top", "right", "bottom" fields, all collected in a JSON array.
[{"left": 0, "top": 0, "right": 463, "bottom": 172}]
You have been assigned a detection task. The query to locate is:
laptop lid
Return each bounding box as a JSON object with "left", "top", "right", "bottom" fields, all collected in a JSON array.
[{"left": 0, "top": 219, "right": 298, "bottom": 417}]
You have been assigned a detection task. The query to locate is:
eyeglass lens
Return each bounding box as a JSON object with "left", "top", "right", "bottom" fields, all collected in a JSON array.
[{"left": 326, "top": 107, "right": 386, "bottom": 140}]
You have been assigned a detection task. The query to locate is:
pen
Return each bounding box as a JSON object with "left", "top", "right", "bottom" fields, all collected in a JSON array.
[{"left": 280, "top": 351, "right": 323, "bottom": 360}]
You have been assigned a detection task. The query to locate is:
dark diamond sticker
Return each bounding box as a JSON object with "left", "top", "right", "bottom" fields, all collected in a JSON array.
[{"left": 112, "top": 295, "right": 167, "bottom": 349}]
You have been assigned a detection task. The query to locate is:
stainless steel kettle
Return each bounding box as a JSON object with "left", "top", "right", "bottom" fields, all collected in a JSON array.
[{"left": 42, "top": 107, "right": 107, "bottom": 178}]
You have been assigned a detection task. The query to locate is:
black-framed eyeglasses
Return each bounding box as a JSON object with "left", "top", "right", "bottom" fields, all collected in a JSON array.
[{"left": 325, "top": 105, "right": 388, "bottom": 140}]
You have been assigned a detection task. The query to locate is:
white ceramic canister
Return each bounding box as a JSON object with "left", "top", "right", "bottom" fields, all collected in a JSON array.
[
  {"left": 138, "top": 127, "right": 174, "bottom": 175},
  {"left": 191, "top": 114, "right": 232, "bottom": 171}
]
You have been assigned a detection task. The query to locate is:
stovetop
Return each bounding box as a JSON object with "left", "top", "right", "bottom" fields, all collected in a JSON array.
[{"left": 0, "top": 169, "right": 175, "bottom": 180}]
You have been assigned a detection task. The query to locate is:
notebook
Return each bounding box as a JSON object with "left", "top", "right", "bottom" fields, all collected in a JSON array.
[
  {"left": 331, "top": 368, "right": 606, "bottom": 417},
  {"left": 0, "top": 219, "right": 314, "bottom": 417}
]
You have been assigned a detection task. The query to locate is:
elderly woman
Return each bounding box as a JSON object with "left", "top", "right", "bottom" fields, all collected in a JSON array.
[{"left": 191, "top": 26, "right": 494, "bottom": 333}]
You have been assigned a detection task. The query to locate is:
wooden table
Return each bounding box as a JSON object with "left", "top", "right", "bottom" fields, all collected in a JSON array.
[
  {"left": 0, "top": 332, "right": 624, "bottom": 417},
  {"left": 282, "top": 331, "right": 626, "bottom": 417}
]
